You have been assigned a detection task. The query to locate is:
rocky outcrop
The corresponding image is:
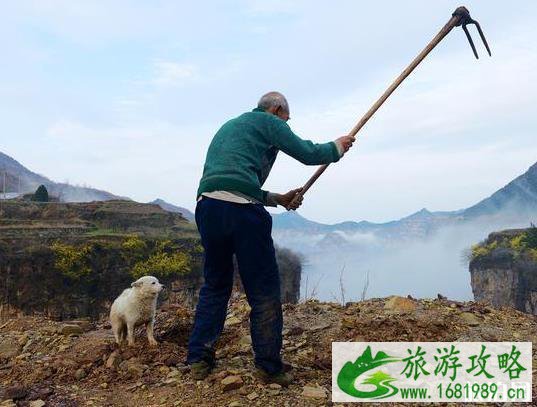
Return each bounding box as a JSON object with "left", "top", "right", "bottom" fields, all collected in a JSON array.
[{"left": 469, "top": 228, "right": 537, "bottom": 314}]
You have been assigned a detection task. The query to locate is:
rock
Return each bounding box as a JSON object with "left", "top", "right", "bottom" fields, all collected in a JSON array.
[
  {"left": 246, "top": 392, "right": 259, "bottom": 401},
  {"left": 74, "top": 368, "right": 87, "bottom": 380},
  {"left": 301, "top": 385, "right": 327, "bottom": 399},
  {"left": 268, "top": 383, "right": 282, "bottom": 390},
  {"left": 69, "top": 320, "right": 94, "bottom": 332},
  {"left": 59, "top": 324, "right": 84, "bottom": 336},
  {"left": 128, "top": 364, "right": 145, "bottom": 377},
  {"left": 460, "top": 312, "right": 481, "bottom": 326},
  {"left": 341, "top": 317, "right": 356, "bottom": 329},
  {"left": 17, "top": 333, "right": 30, "bottom": 346},
  {"left": 267, "top": 389, "right": 280, "bottom": 396},
  {"left": 0, "top": 401, "right": 16, "bottom": 407},
  {"left": 29, "top": 401, "right": 46, "bottom": 407},
  {"left": 384, "top": 296, "right": 417, "bottom": 312},
  {"left": 228, "top": 402, "right": 242, "bottom": 407},
  {"left": 167, "top": 369, "right": 181, "bottom": 379},
  {"left": 0, "top": 338, "right": 21, "bottom": 359},
  {"left": 4, "top": 385, "right": 28, "bottom": 400},
  {"left": 106, "top": 351, "right": 121, "bottom": 369},
  {"left": 221, "top": 375, "right": 244, "bottom": 392},
  {"left": 164, "top": 355, "right": 182, "bottom": 367}
]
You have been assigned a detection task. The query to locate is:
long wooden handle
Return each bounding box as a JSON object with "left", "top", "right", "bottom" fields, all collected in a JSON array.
[{"left": 290, "top": 13, "right": 462, "bottom": 208}]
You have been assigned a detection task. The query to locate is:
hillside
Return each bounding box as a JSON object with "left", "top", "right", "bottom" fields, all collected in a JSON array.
[
  {"left": 150, "top": 199, "right": 195, "bottom": 222},
  {"left": 0, "top": 295, "right": 535, "bottom": 406},
  {"left": 0, "top": 200, "right": 200, "bottom": 319},
  {"left": 464, "top": 162, "right": 537, "bottom": 219},
  {"left": 0, "top": 151, "right": 123, "bottom": 202}
]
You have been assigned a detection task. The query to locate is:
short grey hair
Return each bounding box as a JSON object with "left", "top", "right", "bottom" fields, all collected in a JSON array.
[{"left": 257, "top": 91, "right": 289, "bottom": 113}]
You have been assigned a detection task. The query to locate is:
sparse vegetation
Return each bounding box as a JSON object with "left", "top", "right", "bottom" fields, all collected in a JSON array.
[
  {"left": 51, "top": 242, "right": 92, "bottom": 279},
  {"left": 470, "top": 224, "right": 537, "bottom": 262}
]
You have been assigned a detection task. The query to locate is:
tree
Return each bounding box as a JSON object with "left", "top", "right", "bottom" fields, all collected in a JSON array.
[
  {"left": 522, "top": 223, "right": 537, "bottom": 249},
  {"left": 34, "top": 185, "right": 49, "bottom": 202}
]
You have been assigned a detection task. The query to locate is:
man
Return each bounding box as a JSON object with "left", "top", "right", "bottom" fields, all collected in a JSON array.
[{"left": 187, "top": 92, "right": 355, "bottom": 385}]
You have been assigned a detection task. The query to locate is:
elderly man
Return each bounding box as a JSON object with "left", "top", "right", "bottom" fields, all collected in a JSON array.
[{"left": 187, "top": 92, "right": 355, "bottom": 385}]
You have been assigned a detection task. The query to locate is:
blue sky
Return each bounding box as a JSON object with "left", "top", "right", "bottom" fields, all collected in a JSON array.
[{"left": 1, "top": 1, "right": 536, "bottom": 223}]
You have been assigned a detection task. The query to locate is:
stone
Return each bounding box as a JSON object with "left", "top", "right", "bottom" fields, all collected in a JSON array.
[
  {"left": 267, "top": 389, "right": 280, "bottom": 396},
  {"left": 228, "top": 402, "right": 242, "bottom": 407},
  {"left": 29, "top": 401, "right": 46, "bottom": 407},
  {"left": 4, "top": 385, "right": 28, "bottom": 400},
  {"left": 384, "top": 296, "right": 417, "bottom": 313},
  {"left": 167, "top": 369, "right": 181, "bottom": 379},
  {"left": 126, "top": 360, "right": 146, "bottom": 377},
  {"left": 221, "top": 375, "right": 244, "bottom": 392},
  {"left": 246, "top": 392, "right": 259, "bottom": 401},
  {"left": 59, "top": 324, "right": 84, "bottom": 336},
  {"left": 17, "top": 333, "right": 30, "bottom": 346},
  {"left": 74, "top": 368, "right": 86, "bottom": 380},
  {"left": 69, "top": 320, "right": 94, "bottom": 332},
  {"left": 268, "top": 383, "right": 282, "bottom": 390},
  {"left": 301, "top": 385, "right": 327, "bottom": 399},
  {"left": 0, "top": 401, "right": 16, "bottom": 407},
  {"left": 106, "top": 351, "right": 121, "bottom": 369},
  {"left": 0, "top": 338, "right": 20, "bottom": 359},
  {"left": 460, "top": 312, "right": 481, "bottom": 326}
]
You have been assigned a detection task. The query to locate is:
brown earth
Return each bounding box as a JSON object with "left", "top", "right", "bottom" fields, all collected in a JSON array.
[{"left": 1, "top": 295, "right": 536, "bottom": 407}]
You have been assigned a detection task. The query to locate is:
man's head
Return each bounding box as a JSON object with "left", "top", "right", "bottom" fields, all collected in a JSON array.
[{"left": 257, "top": 91, "right": 290, "bottom": 122}]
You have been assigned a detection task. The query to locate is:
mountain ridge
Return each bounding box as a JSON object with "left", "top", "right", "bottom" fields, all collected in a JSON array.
[{"left": 272, "top": 159, "right": 537, "bottom": 239}]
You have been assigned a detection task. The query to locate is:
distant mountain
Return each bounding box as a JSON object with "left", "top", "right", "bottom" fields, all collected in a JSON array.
[
  {"left": 272, "top": 160, "right": 537, "bottom": 241},
  {"left": 463, "top": 162, "right": 537, "bottom": 219},
  {"left": 150, "top": 199, "right": 194, "bottom": 221},
  {"left": 0, "top": 150, "right": 123, "bottom": 202}
]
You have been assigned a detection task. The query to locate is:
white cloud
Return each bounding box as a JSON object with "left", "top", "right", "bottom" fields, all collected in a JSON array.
[{"left": 151, "top": 61, "right": 198, "bottom": 87}]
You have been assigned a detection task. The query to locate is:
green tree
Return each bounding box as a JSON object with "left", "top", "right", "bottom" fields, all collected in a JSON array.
[
  {"left": 34, "top": 185, "right": 49, "bottom": 202},
  {"left": 522, "top": 223, "right": 537, "bottom": 249}
]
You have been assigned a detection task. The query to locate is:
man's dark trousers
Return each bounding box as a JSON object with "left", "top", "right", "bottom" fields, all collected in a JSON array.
[{"left": 187, "top": 196, "right": 283, "bottom": 374}]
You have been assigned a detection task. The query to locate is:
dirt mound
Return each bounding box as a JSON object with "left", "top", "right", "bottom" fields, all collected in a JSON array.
[{"left": 1, "top": 295, "right": 536, "bottom": 406}]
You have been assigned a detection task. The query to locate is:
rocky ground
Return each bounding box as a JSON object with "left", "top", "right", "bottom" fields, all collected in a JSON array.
[{"left": 1, "top": 294, "right": 536, "bottom": 407}]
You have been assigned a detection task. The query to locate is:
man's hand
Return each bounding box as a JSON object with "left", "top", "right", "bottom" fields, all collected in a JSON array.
[
  {"left": 276, "top": 188, "right": 303, "bottom": 211},
  {"left": 335, "top": 134, "right": 356, "bottom": 155}
]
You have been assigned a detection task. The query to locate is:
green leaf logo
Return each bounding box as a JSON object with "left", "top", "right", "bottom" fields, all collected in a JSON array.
[{"left": 337, "top": 346, "right": 400, "bottom": 399}]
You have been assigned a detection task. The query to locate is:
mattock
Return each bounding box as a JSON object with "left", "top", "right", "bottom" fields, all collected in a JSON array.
[{"left": 289, "top": 6, "right": 491, "bottom": 209}]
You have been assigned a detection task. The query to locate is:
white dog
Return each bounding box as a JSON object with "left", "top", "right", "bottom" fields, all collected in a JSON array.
[{"left": 110, "top": 275, "right": 163, "bottom": 346}]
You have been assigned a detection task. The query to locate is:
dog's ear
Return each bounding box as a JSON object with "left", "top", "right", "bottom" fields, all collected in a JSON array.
[{"left": 131, "top": 280, "right": 143, "bottom": 288}]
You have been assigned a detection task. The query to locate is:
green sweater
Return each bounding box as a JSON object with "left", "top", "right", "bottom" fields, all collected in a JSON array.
[{"left": 197, "top": 107, "right": 341, "bottom": 205}]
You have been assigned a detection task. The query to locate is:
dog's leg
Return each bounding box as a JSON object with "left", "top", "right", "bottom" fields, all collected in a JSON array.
[
  {"left": 112, "top": 320, "right": 121, "bottom": 345},
  {"left": 119, "top": 323, "right": 127, "bottom": 344},
  {"left": 127, "top": 321, "right": 135, "bottom": 346},
  {"left": 146, "top": 320, "right": 158, "bottom": 346}
]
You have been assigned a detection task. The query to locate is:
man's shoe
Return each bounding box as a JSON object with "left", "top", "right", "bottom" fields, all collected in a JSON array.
[
  {"left": 255, "top": 368, "right": 294, "bottom": 387},
  {"left": 190, "top": 360, "right": 213, "bottom": 380}
]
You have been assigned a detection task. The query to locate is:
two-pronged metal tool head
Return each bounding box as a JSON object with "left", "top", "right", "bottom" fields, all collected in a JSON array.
[{"left": 452, "top": 6, "right": 492, "bottom": 59}]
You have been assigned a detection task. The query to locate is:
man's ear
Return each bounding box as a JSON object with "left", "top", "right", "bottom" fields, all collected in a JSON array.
[{"left": 131, "top": 280, "right": 142, "bottom": 288}]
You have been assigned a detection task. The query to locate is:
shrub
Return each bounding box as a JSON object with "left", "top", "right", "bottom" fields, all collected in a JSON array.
[
  {"left": 131, "top": 251, "right": 191, "bottom": 280},
  {"left": 51, "top": 242, "right": 92, "bottom": 279},
  {"left": 121, "top": 235, "right": 148, "bottom": 262},
  {"left": 471, "top": 241, "right": 497, "bottom": 260}
]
